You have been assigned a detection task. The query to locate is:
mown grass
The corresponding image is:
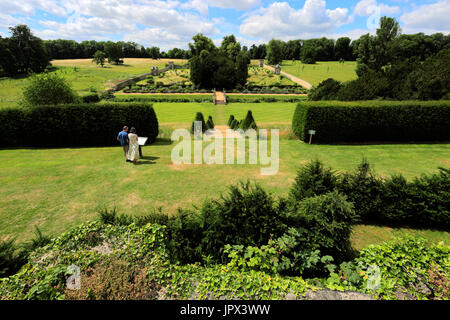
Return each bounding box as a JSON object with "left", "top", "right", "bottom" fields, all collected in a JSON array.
[
  {"left": 0, "top": 141, "right": 448, "bottom": 244},
  {"left": 280, "top": 60, "right": 358, "bottom": 86}
]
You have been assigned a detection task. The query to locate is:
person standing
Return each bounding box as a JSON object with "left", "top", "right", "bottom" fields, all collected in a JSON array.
[
  {"left": 127, "top": 127, "right": 140, "bottom": 163},
  {"left": 117, "top": 126, "right": 130, "bottom": 162}
]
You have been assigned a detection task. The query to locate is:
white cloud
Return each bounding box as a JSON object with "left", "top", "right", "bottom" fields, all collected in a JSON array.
[
  {"left": 209, "top": 0, "right": 261, "bottom": 11},
  {"left": 0, "top": 0, "right": 67, "bottom": 17},
  {"left": 239, "top": 0, "right": 351, "bottom": 40},
  {"left": 354, "top": 0, "right": 401, "bottom": 16},
  {"left": 400, "top": 0, "right": 450, "bottom": 34},
  {"left": 181, "top": 0, "right": 209, "bottom": 15}
]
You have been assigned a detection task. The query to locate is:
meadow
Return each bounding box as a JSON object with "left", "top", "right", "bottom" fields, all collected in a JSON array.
[
  {"left": 280, "top": 60, "right": 358, "bottom": 86},
  {"left": 0, "top": 58, "right": 187, "bottom": 108}
]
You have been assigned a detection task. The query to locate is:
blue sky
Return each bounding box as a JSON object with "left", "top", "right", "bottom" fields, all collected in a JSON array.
[{"left": 1, "top": 0, "right": 449, "bottom": 50}]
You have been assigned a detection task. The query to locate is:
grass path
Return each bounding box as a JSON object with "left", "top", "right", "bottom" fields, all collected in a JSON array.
[{"left": 263, "top": 64, "right": 312, "bottom": 89}]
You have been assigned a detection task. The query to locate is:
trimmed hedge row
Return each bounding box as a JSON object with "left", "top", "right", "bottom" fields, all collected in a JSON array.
[
  {"left": 292, "top": 101, "right": 450, "bottom": 143},
  {"left": 0, "top": 103, "right": 158, "bottom": 147}
]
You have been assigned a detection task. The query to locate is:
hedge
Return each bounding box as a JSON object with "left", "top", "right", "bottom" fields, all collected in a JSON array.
[
  {"left": 292, "top": 101, "right": 450, "bottom": 143},
  {"left": 0, "top": 103, "right": 158, "bottom": 147}
]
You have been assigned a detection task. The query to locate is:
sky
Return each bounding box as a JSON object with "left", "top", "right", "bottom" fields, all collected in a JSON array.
[{"left": 1, "top": 0, "right": 449, "bottom": 50}]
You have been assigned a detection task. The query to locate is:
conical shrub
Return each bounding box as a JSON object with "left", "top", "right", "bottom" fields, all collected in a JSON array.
[
  {"left": 207, "top": 115, "right": 215, "bottom": 129},
  {"left": 227, "top": 115, "right": 235, "bottom": 126},
  {"left": 191, "top": 112, "right": 207, "bottom": 134},
  {"left": 241, "top": 110, "right": 255, "bottom": 130}
]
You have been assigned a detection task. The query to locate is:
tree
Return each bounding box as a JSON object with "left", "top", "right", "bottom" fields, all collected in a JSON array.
[
  {"left": 0, "top": 24, "right": 49, "bottom": 76},
  {"left": 189, "top": 34, "right": 248, "bottom": 90},
  {"left": 301, "top": 46, "right": 316, "bottom": 64},
  {"left": 266, "top": 39, "right": 284, "bottom": 65},
  {"left": 220, "top": 35, "right": 241, "bottom": 62},
  {"left": 189, "top": 33, "right": 216, "bottom": 57},
  {"left": 334, "top": 37, "right": 352, "bottom": 61},
  {"left": 92, "top": 50, "right": 106, "bottom": 67},
  {"left": 21, "top": 72, "right": 80, "bottom": 107},
  {"left": 104, "top": 42, "right": 124, "bottom": 65}
]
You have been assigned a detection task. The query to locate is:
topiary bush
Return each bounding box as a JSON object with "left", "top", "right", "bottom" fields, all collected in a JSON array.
[
  {"left": 190, "top": 112, "right": 207, "bottom": 134},
  {"left": 206, "top": 115, "right": 215, "bottom": 130},
  {"left": 227, "top": 115, "right": 235, "bottom": 126}
]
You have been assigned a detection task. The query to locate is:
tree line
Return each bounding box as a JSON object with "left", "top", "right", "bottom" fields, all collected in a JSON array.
[{"left": 309, "top": 17, "right": 450, "bottom": 101}]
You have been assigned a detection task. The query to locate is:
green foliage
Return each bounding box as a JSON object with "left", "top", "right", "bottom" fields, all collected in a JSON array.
[
  {"left": 0, "top": 239, "right": 27, "bottom": 278},
  {"left": 227, "top": 114, "right": 235, "bottom": 126},
  {"left": 292, "top": 100, "right": 450, "bottom": 143},
  {"left": 327, "top": 237, "right": 450, "bottom": 300},
  {"left": 224, "top": 228, "right": 335, "bottom": 276},
  {"left": 104, "top": 42, "right": 124, "bottom": 65},
  {"left": 290, "top": 160, "right": 450, "bottom": 229},
  {"left": 0, "top": 24, "right": 50, "bottom": 77},
  {"left": 240, "top": 110, "right": 256, "bottom": 131},
  {"left": 21, "top": 72, "right": 80, "bottom": 107},
  {"left": 92, "top": 50, "right": 106, "bottom": 67},
  {"left": 289, "top": 159, "right": 337, "bottom": 203},
  {"left": 337, "top": 159, "right": 385, "bottom": 223},
  {"left": 206, "top": 115, "right": 215, "bottom": 130},
  {"left": 190, "top": 112, "right": 207, "bottom": 134},
  {"left": 308, "top": 78, "right": 342, "bottom": 101},
  {"left": 266, "top": 39, "right": 284, "bottom": 65},
  {"left": 199, "top": 181, "right": 286, "bottom": 263},
  {"left": 286, "top": 191, "right": 357, "bottom": 265},
  {"left": 0, "top": 103, "right": 159, "bottom": 147},
  {"left": 82, "top": 93, "right": 100, "bottom": 104}
]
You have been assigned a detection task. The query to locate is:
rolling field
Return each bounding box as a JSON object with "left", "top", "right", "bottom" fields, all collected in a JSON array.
[
  {"left": 0, "top": 58, "right": 187, "bottom": 109},
  {"left": 280, "top": 60, "right": 358, "bottom": 86}
]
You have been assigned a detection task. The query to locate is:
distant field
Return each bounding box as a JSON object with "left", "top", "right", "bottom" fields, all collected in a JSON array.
[
  {"left": 280, "top": 60, "right": 358, "bottom": 86},
  {"left": 0, "top": 58, "right": 187, "bottom": 109}
]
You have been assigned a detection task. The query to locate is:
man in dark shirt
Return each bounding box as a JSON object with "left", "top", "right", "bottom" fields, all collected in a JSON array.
[{"left": 117, "top": 126, "right": 130, "bottom": 162}]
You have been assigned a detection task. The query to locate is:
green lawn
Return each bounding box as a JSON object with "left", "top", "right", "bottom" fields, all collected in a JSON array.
[
  {"left": 280, "top": 60, "right": 358, "bottom": 86},
  {"left": 0, "top": 140, "right": 449, "bottom": 244}
]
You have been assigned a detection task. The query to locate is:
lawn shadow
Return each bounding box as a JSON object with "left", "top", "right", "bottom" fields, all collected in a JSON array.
[
  {"left": 132, "top": 160, "right": 156, "bottom": 166},
  {"left": 140, "top": 156, "right": 160, "bottom": 161},
  {"left": 152, "top": 138, "right": 173, "bottom": 146}
]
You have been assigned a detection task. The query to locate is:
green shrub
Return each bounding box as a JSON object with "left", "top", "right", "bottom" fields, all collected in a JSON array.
[
  {"left": 292, "top": 101, "right": 450, "bottom": 143},
  {"left": 286, "top": 191, "right": 357, "bottom": 264},
  {"left": 190, "top": 112, "right": 207, "bottom": 134},
  {"left": 240, "top": 110, "right": 256, "bottom": 131},
  {"left": 21, "top": 72, "right": 80, "bottom": 107},
  {"left": 0, "top": 103, "right": 159, "bottom": 147},
  {"left": 336, "top": 159, "right": 384, "bottom": 223},
  {"left": 199, "top": 181, "right": 286, "bottom": 263},
  {"left": 227, "top": 115, "right": 235, "bottom": 126},
  {"left": 206, "top": 115, "right": 215, "bottom": 130},
  {"left": 289, "top": 160, "right": 338, "bottom": 204},
  {"left": 0, "top": 239, "right": 27, "bottom": 278},
  {"left": 308, "top": 78, "right": 342, "bottom": 101},
  {"left": 82, "top": 93, "right": 100, "bottom": 104}
]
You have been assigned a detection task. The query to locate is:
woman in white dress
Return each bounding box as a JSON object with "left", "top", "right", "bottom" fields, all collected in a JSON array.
[{"left": 127, "top": 127, "right": 139, "bottom": 163}]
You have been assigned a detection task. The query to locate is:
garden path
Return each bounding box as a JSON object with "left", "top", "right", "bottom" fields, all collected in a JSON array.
[{"left": 263, "top": 64, "right": 313, "bottom": 89}]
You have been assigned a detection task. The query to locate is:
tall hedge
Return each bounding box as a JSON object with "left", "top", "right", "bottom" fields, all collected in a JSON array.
[
  {"left": 292, "top": 101, "right": 450, "bottom": 143},
  {"left": 0, "top": 103, "right": 158, "bottom": 147}
]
